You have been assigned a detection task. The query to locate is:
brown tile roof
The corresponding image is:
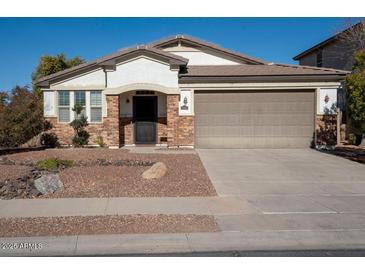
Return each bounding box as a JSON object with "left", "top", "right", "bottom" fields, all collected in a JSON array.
[
  {"left": 180, "top": 64, "right": 349, "bottom": 77},
  {"left": 149, "top": 34, "right": 269, "bottom": 65},
  {"left": 34, "top": 34, "right": 349, "bottom": 87}
]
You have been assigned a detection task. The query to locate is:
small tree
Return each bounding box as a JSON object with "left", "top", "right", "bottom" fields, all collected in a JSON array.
[
  {"left": 32, "top": 54, "right": 85, "bottom": 99},
  {"left": 346, "top": 50, "right": 365, "bottom": 147},
  {"left": 69, "top": 104, "right": 89, "bottom": 147},
  {"left": 338, "top": 20, "right": 365, "bottom": 53},
  {"left": 0, "top": 86, "right": 45, "bottom": 147}
]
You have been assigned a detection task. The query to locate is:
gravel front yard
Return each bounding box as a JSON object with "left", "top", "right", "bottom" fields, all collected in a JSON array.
[
  {"left": 0, "top": 214, "right": 219, "bottom": 237},
  {"left": 1, "top": 148, "right": 216, "bottom": 198}
]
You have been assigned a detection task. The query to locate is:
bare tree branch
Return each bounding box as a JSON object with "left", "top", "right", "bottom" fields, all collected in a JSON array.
[{"left": 337, "top": 20, "right": 365, "bottom": 53}]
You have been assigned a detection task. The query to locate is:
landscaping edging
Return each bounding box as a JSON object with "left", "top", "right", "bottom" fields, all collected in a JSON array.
[{"left": 0, "top": 146, "right": 46, "bottom": 156}]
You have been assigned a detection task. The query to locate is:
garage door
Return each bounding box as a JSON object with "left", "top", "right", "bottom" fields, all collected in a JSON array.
[{"left": 194, "top": 90, "right": 315, "bottom": 148}]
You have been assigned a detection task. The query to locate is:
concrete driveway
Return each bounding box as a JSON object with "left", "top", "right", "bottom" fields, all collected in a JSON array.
[{"left": 198, "top": 149, "right": 365, "bottom": 247}]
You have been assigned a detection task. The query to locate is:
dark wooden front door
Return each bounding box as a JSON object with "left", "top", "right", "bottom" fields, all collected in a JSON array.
[{"left": 133, "top": 96, "right": 157, "bottom": 144}]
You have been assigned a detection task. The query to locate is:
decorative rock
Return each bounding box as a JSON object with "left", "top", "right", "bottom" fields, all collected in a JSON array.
[
  {"left": 0, "top": 157, "right": 15, "bottom": 165},
  {"left": 34, "top": 174, "right": 63, "bottom": 195},
  {"left": 142, "top": 162, "right": 167, "bottom": 179}
]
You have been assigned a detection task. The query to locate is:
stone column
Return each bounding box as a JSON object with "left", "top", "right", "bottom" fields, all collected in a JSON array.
[
  {"left": 166, "top": 95, "right": 179, "bottom": 147},
  {"left": 104, "top": 95, "right": 120, "bottom": 148}
]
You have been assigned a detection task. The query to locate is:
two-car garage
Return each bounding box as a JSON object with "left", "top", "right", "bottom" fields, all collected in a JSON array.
[{"left": 194, "top": 90, "right": 315, "bottom": 148}]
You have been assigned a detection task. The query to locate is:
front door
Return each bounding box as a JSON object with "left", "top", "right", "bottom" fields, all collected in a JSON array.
[{"left": 133, "top": 96, "right": 157, "bottom": 144}]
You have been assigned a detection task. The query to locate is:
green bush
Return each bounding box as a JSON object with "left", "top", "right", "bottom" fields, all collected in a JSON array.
[
  {"left": 70, "top": 104, "right": 89, "bottom": 147},
  {"left": 41, "top": 132, "right": 59, "bottom": 148},
  {"left": 346, "top": 50, "right": 365, "bottom": 146},
  {"left": 348, "top": 133, "right": 357, "bottom": 145},
  {"left": 36, "top": 158, "right": 74, "bottom": 171},
  {"left": 95, "top": 135, "right": 106, "bottom": 147}
]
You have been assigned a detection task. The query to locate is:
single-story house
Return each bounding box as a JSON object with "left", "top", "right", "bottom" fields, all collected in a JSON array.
[{"left": 34, "top": 35, "right": 348, "bottom": 148}]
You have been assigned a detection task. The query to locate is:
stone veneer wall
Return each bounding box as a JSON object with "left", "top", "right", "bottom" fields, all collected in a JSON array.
[
  {"left": 315, "top": 114, "right": 337, "bottom": 146},
  {"left": 166, "top": 95, "right": 194, "bottom": 147},
  {"left": 119, "top": 118, "right": 133, "bottom": 145},
  {"left": 46, "top": 95, "right": 120, "bottom": 147},
  {"left": 157, "top": 117, "right": 168, "bottom": 144}
]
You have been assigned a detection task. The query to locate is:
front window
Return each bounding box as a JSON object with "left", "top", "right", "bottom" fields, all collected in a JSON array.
[
  {"left": 90, "top": 91, "right": 102, "bottom": 122},
  {"left": 74, "top": 91, "right": 86, "bottom": 118},
  {"left": 58, "top": 91, "right": 70, "bottom": 122},
  {"left": 57, "top": 91, "right": 102, "bottom": 123}
]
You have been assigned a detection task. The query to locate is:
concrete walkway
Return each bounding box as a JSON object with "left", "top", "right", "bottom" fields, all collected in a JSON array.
[
  {"left": 123, "top": 146, "right": 196, "bottom": 154},
  {"left": 3, "top": 229, "right": 365, "bottom": 256},
  {"left": 0, "top": 196, "right": 254, "bottom": 218}
]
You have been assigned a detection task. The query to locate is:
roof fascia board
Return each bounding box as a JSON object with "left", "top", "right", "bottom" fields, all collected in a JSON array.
[{"left": 179, "top": 81, "right": 343, "bottom": 90}]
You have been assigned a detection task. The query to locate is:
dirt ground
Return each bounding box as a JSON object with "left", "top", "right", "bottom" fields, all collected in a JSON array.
[{"left": 0, "top": 214, "right": 220, "bottom": 237}]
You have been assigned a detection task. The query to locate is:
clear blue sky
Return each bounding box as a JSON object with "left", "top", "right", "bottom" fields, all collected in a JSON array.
[{"left": 0, "top": 17, "right": 356, "bottom": 91}]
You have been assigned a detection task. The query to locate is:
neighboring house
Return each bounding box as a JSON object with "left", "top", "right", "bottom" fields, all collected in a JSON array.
[
  {"left": 34, "top": 35, "right": 348, "bottom": 149},
  {"left": 293, "top": 23, "right": 360, "bottom": 71}
]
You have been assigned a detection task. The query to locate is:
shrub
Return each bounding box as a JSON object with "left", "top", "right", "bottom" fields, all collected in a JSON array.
[
  {"left": 348, "top": 133, "right": 357, "bottom": 145},
  {"left": 41, "top": 133, "right": 59, "bottom": 148},
  {"left": 95, "top": 135, "right": 106, "bottom": 147},
  {"left": 0, "top": 86, "right": 44, "bottom": 147},
  {"left": 346, "top": 50, "right": 365, "bottom": 147},
  {"left": 35, "top": 158, "right": 74, "bottom": 171},
  {"left": 69, "top": 104, "right": 89, "bottom": 147}
]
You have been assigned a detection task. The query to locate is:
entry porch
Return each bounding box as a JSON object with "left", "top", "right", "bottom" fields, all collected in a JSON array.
[{"left": 104, "top": 88, "right": 194, "bottom": 148}]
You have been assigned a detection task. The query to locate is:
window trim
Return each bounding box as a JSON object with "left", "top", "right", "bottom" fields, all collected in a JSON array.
[
  {"left": 89, "top": 91, "right": 103, "bottom": 123},
  {"left": 56, "top": 90, "right": 103, "bottom": 124}
]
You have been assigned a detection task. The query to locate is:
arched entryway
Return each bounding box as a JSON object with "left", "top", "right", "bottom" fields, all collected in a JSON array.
[{"left": 104, "top": 83, "right": 177, "bottom": 146}]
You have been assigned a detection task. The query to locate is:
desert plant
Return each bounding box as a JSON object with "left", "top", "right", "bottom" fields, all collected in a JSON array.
[
  {"left": 95, "top": 135, "right": 106, "bottom": 147},
  {"left": 69, "top": 104, "right": 89, "bottom": 147},
  {"left": 35, "top": 158, "right": 74, "bottom": 171},
  {"left": 41, "top": 132, "right": 59, "bottom": 148}
]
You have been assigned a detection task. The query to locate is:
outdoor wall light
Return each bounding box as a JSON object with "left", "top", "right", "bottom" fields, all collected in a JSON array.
[{"left": 126, "top": 98, "right": 130, "bottom": 104}]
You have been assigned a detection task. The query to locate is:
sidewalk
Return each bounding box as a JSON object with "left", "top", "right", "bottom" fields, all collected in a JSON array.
[
  {"left": 0, "top": 196, "right": 256, "bottom": 218},
  {"left": 3, "top": 229, "right": 365, "bottom": 256}
]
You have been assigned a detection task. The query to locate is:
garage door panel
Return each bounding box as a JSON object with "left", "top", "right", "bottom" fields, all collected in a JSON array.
[{"left": 194, "top": 90, "right": 314, "bottom": 148}]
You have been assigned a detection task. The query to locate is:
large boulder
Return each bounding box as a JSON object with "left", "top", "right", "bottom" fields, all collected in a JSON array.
[
  {"left": 34, "top": 174, "right": 63, "bottom": 195},
  {"left": 142, "top": 162, "right": 167, "bottom": 179}
]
